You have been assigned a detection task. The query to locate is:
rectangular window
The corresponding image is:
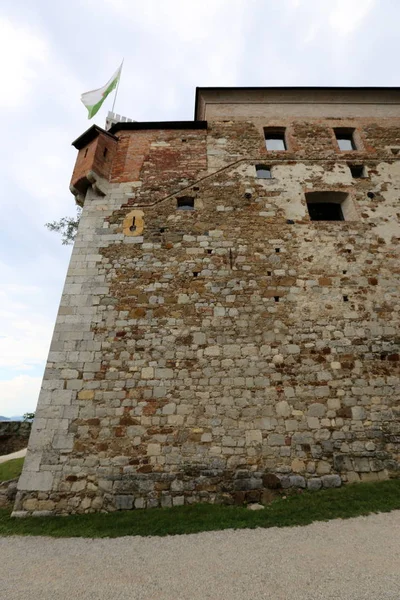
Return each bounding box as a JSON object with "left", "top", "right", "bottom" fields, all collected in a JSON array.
[
  {"left": 334, "top": 128, "right": 356, "bottom": 151},
  {"left": 306, "top": 191, "right": 348, "bottom": 221},
  {"left": 177, "top": 196, "right": 195, "bottom": 210},
  {"left": 349, "top": 164, "right": 364, "bottom": 178},
  {"left": 307, "top": 202, "right": 344, "bottom": 221},
  {"left": 255, "top": 164, "right": 272, "bottom": 179},
  {"left": 264, "top": 128, "right": 286, "bottom": 151}
]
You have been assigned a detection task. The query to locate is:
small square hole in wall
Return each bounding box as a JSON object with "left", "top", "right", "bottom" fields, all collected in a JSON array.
[
  {"left": 255, "top": 164, "right": 272, "bottom": 179},
  {"left": 334, "top": 128, "right": 356, "bottom": 151},
  {"left": 103, "top": 147, "right": 108, "bottom": 158},
  {"left": 274, "top": 296, "right": 280, "bottom": 302},
  {"left": 267, "top": 270, "right": 272, "bottom": 276},
  {"left": 275, "top": 248, "right": 280, "bottom": 253},
  {"left": 193, "top": 271, "right": 199, "bottom": 278},
  {"left": 343, "top": 295, "right": 349, "bottom": 302},
  {"left": 177, "top": 197, "right": 195, "bottom": 210},
  {"left": 264, "top": 128, "right": 287, "bottom": 151},
  {"left": 207, "top": 249, "right": 213, "bottom": 254},
  {"left": 349, "top": 164, "right": 364, "bottom": 178}
]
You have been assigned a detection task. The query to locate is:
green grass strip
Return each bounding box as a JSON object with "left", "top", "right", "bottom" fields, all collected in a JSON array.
[
  {"left": 1, "top": 479, "right": 399, "bottom": 538},
  {"left": 0, "top": 457, "right": 24, "bottom": 482}
]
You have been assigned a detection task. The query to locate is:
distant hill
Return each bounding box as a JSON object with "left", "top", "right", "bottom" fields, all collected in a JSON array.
[
  {"left": 0, "top": 416, "right": 24, "bottom": 422},
  {"left": 0, "top": 416, "right": 10, "bottom": 421}
]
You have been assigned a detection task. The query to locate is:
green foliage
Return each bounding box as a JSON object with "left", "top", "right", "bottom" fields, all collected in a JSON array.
[
  {"left": 1, "top": 479, "right": 399, "bottom": 538},
  {"left": 45, "top": 207, "right": 82, "bottom": 245},
  {"left": 23, "top": 413, "right": 35, "bottom": 422},
  {"left": 0, "top": 458, "right": 24, "bottom": 482}
]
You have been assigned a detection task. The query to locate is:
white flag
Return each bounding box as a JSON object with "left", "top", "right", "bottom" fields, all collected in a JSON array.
[{"left": 81, "top": 63, "right": 123, "bottom": 119}]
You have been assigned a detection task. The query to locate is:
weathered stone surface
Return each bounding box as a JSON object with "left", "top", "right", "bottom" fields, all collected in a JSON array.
[
  {"left": 289, "top": 475, "right": 306, "bottom": 488},
  {"left": 321, "top": 475, "right": 342, "bottom": 488},
  {"left": 14, "top": 88, "right": 400, "bottom": 515},
  {"left": 307, "top": 478, "right": 322, "bottom": 491},
  {"left": 262, "top": 473, "right": 282, "bottom": 489}
]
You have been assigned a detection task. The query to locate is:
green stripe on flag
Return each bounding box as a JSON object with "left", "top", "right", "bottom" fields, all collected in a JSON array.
[{"left": 85, "top": 77, "right": 119, "bottom": 119}]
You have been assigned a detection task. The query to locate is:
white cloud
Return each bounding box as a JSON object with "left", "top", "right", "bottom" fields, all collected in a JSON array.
[
  {"left": 0, "top": 375, "right": 42, "bottom": 417},
  {"left": 0, "top": 282, "right": 54, "bottom": 371},
  {"left": 329, "top": 0, "right": 376, "bottom": 36},
  {"left": 5, "top": 126, "right": 76, "bottom": 224},
  {"left": 89, "top": 0, "right": 248, "bottom": 118},
  {"left": 0, "top": 16, "right": 48, "bottom": 109}
]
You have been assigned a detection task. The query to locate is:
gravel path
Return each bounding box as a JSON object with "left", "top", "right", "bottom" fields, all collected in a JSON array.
[{"left": 1, "top": 511, "right": 399, "bottom": 600}]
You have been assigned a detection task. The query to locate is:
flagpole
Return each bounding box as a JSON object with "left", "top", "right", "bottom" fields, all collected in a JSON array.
[{"left": 111, "top": 59, "right": 124, "bottom": 114}]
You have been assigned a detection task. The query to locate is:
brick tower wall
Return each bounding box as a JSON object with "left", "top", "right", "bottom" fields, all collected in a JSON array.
[{"left": 14, "top": 110, "right": 400, "bottom": 515}]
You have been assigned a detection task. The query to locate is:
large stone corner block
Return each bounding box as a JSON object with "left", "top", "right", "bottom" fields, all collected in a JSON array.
[{"left": 17, "top": 471, "right": 54, "bottom": 492}]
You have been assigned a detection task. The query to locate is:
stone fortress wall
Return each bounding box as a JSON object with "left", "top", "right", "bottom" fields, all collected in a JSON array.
[{"left": 14, "top": 88, "right": 400, "bottom": 515}]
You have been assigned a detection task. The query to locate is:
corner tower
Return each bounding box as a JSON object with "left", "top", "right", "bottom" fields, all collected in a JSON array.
[{"left": 14, "top": 88, "right": 400, "bottom": 515}]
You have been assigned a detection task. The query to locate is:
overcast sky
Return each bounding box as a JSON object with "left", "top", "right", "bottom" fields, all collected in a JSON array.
[{"left": 0, "top": 0, "right": 398, "bottom": 417}]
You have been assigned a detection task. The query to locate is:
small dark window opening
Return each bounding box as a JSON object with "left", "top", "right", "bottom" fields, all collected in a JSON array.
[
  {"left": 306, "top": 191, "right": 347, "bottom": 222},
  {"left": 103, "top": 147, "right": 108, "bottom": 158},
  {"left": 264, "top": 128, "right": 286, "bottom": 151},
  {"left": 342, "top": 270, "right": 347, "bottom": 274},
  {"left": 275, "top": 248, "right": 280, "bottom": 253},
  {"left": 308, "top": 203, "right": 344, "bottom": 221},
  {"left": 343, "top": 295, "right": 349, "bottom": 302},
  {"left": 84, "top": 148, "right": 88, "bottom": 158},
  {"left": 367, "top": 191, "right": 375, "bottom": 199},
  {"left": 267, "top": 270, "right": 272, "bottom": 276},
  {"left": 334, "top": 129, "right": 356, "bottom": 151},
  {"left": 177, "top": 197, "right": 195, "bottom": 210},
  {"left": 193, "top": 271, "right": 199, "bottom": 278},
  {"left": 159, "top": 227, "right": 165, "bottom": 233},
  {"left": 349, "top": 164, "right": 364, "bottom": 178},
  {"left": 274, "top": 296, "right": 280, "bottom": 302},
  {"left": 255, "top": 164, "right": 272, "bottom": 179},
  {"left": 207, "top": 249, "right": 213, "bottom": 254},
  {"left": 129, "top": 217, "right": 136, "bottom": 232},
  {"left": 182, "top": 138, "right": 187, "bottom": 143}
]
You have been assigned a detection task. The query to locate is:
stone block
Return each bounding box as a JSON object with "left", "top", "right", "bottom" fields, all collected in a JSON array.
[
  {"left": 289, "top": 475, "right": 306, "bottom": 488},
  {"left": 276, "top": 400, "right": 291, "bottom": 417},
  {"left": 147, "top": 444, "right": 161, "bottom": 456},
  {"left": 307, "top": 403, "right": 326, "bottom": 418},
  {"left": 78, "top": 390, "right": 95, "bottom": 400},
  {"left": 291, "top": 459, "right": 305, "bottom": 473},
  {"left": 321, "top": 475, "right": 341, "bottom": 488},
  {"left": 245, "top": 430, "right": 262, "bottom": 445},
  {"left": 287, "top": 345, "right": 300, "bottom": 354},
  {"left": 115, "top": 495, "right": 134, "bottom": 510},
  {"left": 193, "top": 332, "right": 206, "bottom": 345},
  {"left": 307, "top": 478, "right": 322, "bottom": 491},
  {"left": 155, "top": 368, "right": 174, "bottom": 379},
  {"left": 172, "top": 496, "right": 185, "bottom": 506},
  {"left": 262, "top": 473, "right": 282, "bottom": 489},
  {"left": 18, "top": 471, "right": 54, "bottom": 492},
  {"left": 351, "top": 406, "right": 366, "bottom": 420},
  {"left": 204, "top": 346, "right": 221, "bottom": 357},
  {"left": 141, "top": 367, "right": 154, "bottom": 379}
]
